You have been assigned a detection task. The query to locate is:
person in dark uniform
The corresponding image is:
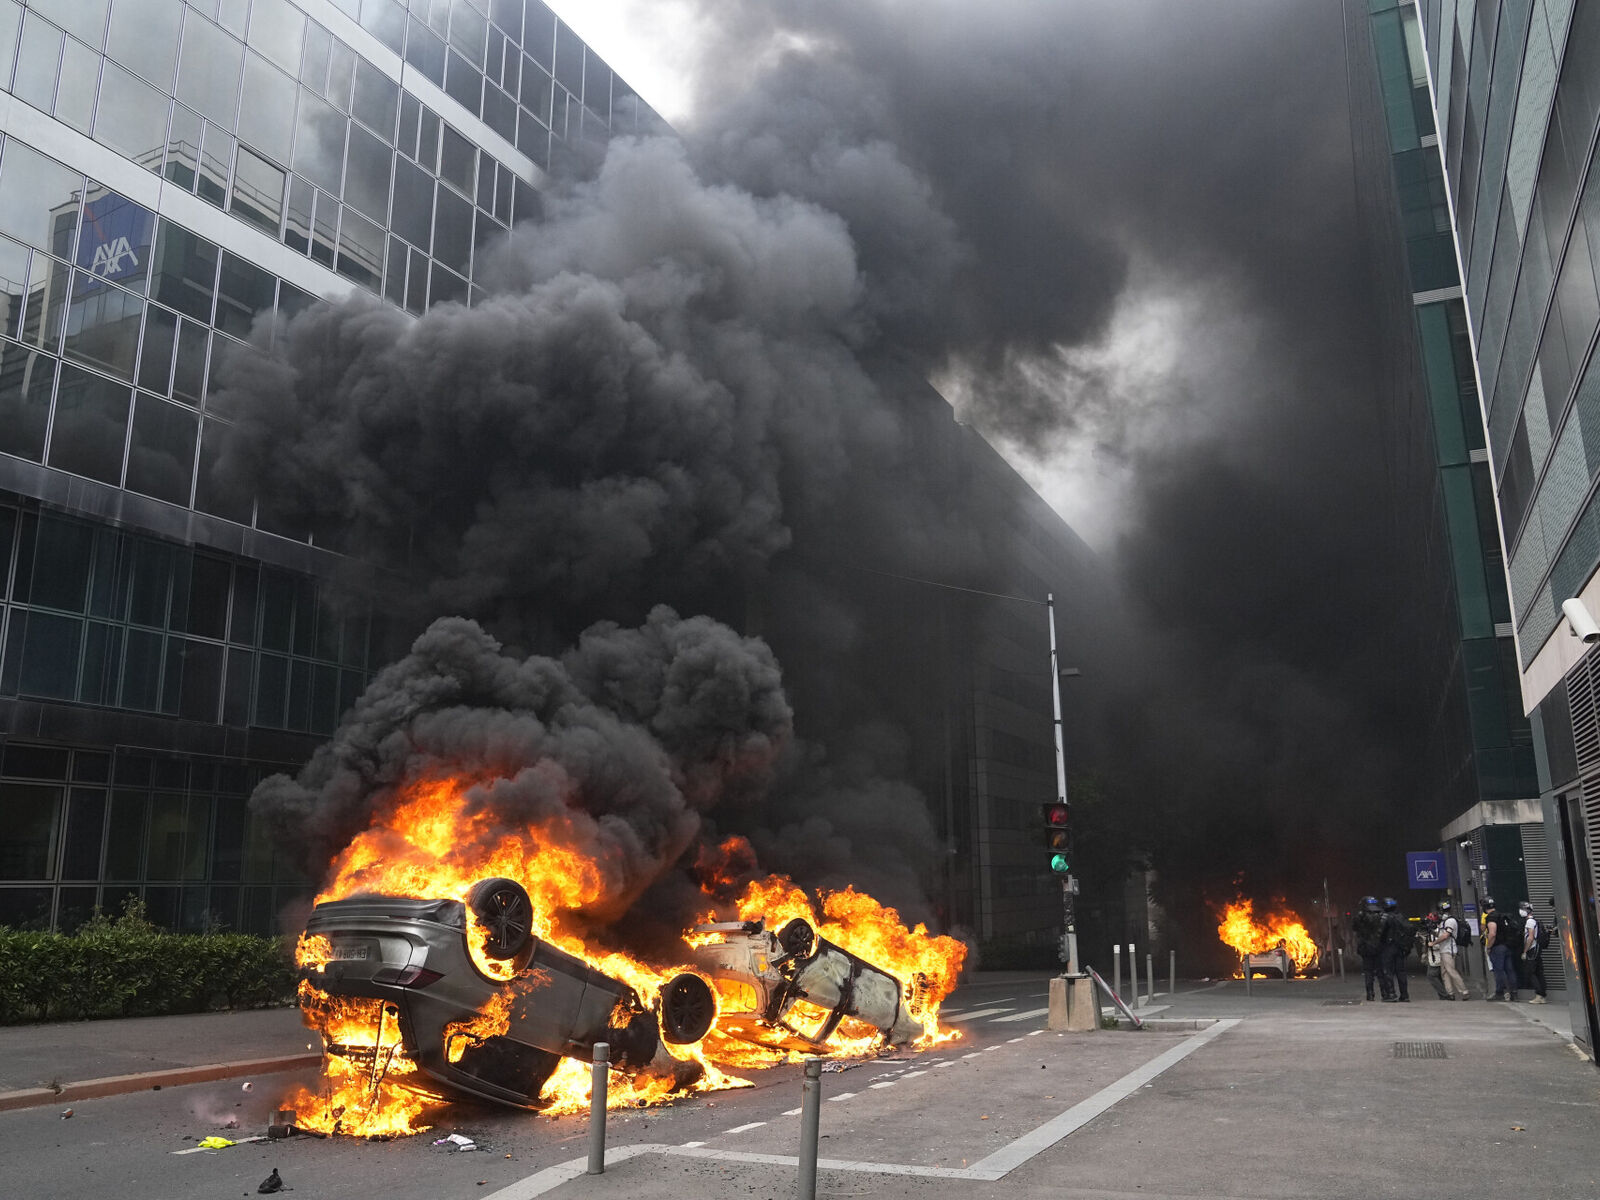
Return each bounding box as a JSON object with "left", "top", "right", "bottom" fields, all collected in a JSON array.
[
  {"left": 1378, "top": 897, "right": 1411, "bottom": 1003},
  {"left": 1482, "top": 898, "right": 1518, "bottom": 1001},
  {"left": 1352, "top": 896, "right": 1387, "bottom": 1001}
]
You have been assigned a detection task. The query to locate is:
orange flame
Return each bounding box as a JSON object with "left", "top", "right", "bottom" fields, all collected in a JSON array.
[{"left": 1216, "top": 899, "right": 1319, "bottom": 974}]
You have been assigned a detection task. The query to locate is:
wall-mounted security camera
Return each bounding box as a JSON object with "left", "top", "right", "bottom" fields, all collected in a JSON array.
[{"left": 1562, "top": 598, "right": 1600, "bottom": 644}]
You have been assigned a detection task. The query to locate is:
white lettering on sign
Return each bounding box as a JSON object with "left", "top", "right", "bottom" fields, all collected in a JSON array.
[{"left": 89, "top": 236, "right": 138, "bottom": 277}]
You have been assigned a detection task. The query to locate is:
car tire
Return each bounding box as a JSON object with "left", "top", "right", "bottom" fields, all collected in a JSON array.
[
  {"left": 468, "top": 877, "right": 534, "bottom": 961},
  {"left": 658, "top": 974, "right": 716, "bottom": 1044}
]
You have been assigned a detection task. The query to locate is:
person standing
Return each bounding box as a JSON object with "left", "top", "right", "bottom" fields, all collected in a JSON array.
[
  {"left": 1379, "top": 897, "right": 1411, "bottom": 1003},
  {"left": 1435, "top": 900, "right": 1471, "bottom": 1000},
  {"left": 1483, "top": 898, "right": 1518, "bottom": 1001},
  {"left": 1352, "top": 896, "right": 1388, "bottom": 1001},
  {"left": 1420, "top": 912, "right": 1449, "bottom": 999},
  {"left": 1516, "top": 901, "right": 1548, "bottom": 1004}
]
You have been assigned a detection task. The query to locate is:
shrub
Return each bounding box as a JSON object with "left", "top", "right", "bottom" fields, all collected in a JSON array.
[{"left": 0, "top": 903, "right": 296, "bottom": 1024}]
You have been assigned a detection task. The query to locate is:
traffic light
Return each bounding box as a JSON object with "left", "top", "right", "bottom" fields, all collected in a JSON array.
[{"left": 1041, "top": 802, "right": 1071, "bottom": 874}]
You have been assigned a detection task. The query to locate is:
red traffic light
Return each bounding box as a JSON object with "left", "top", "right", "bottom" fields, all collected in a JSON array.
[{"left": 1041, "top": 802, "right": 1070, "bottom": 827}]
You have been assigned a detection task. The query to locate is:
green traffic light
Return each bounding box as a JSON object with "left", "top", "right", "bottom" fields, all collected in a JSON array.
[{"left": 1050, "top": 853, "right": 1070, "bottom": 874}]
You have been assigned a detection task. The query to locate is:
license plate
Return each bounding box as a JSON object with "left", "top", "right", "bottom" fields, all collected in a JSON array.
[{"left": 330, "top": 942, "right": 370, "bottom": 961}]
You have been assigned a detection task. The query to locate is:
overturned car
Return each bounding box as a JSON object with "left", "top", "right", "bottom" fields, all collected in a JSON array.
[{"left": 298, "top": 878, "right": 715, "bottom": 1111}]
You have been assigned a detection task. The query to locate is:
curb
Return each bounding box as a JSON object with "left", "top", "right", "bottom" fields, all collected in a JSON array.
[{"left": 0, "top": 1053, "right": 322, "bottom": 1113}]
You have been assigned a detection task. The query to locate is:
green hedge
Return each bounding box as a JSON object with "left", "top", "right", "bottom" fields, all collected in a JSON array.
[{"left": 0, "top": 905, "right": 297, "bottom": 1024}]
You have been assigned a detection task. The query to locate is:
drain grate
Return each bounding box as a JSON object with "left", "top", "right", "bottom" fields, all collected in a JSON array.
[
  {"left": 1321, "top": 999, "right": 1363, "bottom": 1006},
  {"left": 1393, "top": 1041, "right": 1448, "bottom": 1059}
]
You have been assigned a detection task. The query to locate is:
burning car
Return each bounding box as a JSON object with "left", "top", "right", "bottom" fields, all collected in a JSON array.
[
  {"left": 298, "top": 877, "right": 716, "bottom": 1112},
  {"left": 686, "top": 917, "right": 931, "bottom": 1053}
]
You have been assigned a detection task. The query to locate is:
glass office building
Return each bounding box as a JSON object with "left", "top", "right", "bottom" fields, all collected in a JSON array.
[
  {"left": 1398, "top": 0, "right": 1600, "bottom": 1054},
  {"left": 0, "top": 0, "right": 660, "bottom": 934}
]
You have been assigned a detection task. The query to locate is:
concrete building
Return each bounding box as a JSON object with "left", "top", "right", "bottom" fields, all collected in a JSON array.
[{"left": 0, "top": 1, "right": 1109, "bottom": 953}]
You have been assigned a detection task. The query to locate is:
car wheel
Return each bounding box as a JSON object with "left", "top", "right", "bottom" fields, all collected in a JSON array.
[
  {"left": 468, "top": 877, "right": 534, "bottom": 961},
  {"left": 658, "top": 974, "right": 716, "bottom": 1044}
]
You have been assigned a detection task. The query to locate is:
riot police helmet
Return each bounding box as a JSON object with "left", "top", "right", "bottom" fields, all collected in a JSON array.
[{"left": 1382, "top": 897, "right": 1398, "bottom": 911}]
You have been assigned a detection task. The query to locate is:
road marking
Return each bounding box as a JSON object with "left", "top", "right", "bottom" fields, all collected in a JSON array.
[
  {"left": 1007, "top": 1037, "right": 1024, "bottom": 1044},
  {"left": 961, "top": 1052, "right": 982, "bottom": 1059},
  {"left": 942, "top": 1007, "right": 1013, "bottom": 1022},
  {"left": 782, "top": 1107, "right": 802, "bottom": 1116},
  {"left": 899, "top": 1070, "right": 927, "bottom": 1079},
  {"left": 992, "top": 1007, "right": 1051, "bottom": 1023},
  {"left": 869, "top": 1081, "right": 896, "bottom": 1089},
  {"left": 722, "top": 1122, "right": 765, "bottom": 1135},
  {"left": 828, "top": 1091, "right": 857, "bottom": 1102},
  {"left": 1028, "top": 1030, "right": 1045, "bottom": 1036},
  {"left": 681, "top": 1140, "right": 706, "bottom": 1148},
  {"left": 483, "top": 1023, "right": 1243, "bottom": 1198}
]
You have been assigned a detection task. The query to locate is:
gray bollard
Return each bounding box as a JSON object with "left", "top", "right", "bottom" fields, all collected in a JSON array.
[
  {"left": 1243, "top": 953, "right": 1252, "bottom": 996},
  {"left": 587, "top": 1042, "right": 609, "bottom": 1175},
  {"left": 798, "top": 1057, "right": 823, "bottom": 1200},
  {"left": 1146, "top": 953, "right": 1154, "bottom": 1006},
  {"left": 1169, "top": 950, "right": 1176, "bottom": 1001},
  {"left": 1337, "top": 948, "right": 1345, "bottom": 981},
  {"left": 1128, "top": 944, "right": 1139, "bottom": 1008},
  {"left": 1113, "top": 944, "right": 1122, "bottom": 1000}
]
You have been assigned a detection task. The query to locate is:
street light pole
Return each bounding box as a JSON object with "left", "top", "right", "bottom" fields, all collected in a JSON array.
[{"left": 1047, "top": 592, "right": 1078, "bottom": 976}]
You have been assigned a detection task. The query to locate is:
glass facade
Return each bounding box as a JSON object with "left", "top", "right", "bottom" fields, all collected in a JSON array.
[{"left": 0, "top": 0, "right": 653, "bottom": 929}]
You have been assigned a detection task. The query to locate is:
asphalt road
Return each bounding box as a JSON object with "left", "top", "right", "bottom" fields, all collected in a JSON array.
[{"left": 0, "top": 973, "right": 1064, "bottom": 1200}]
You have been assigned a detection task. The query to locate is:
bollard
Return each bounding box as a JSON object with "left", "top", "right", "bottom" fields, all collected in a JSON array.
[
  {"left": 798, "top": 1057, "right": 823, "bottom": 1200},
  {"left": 1113, "top": 944, "right": 1122, "bottom": 1000},
  {"left": 1243, "top": 953, "right": 1252, "bottom": 996},
  {"left": 1128, "top": 944, "right": 1140, "bottom": 1008},
  {"left": 1337, "top": 948, "right": 1345, "bottom": 981},
  {"left": 1146, "top": 953, "right": 1154, "bottom": 1006},
  {"left": 1169, "top": 949, "right": 1176, "bottom": 1001},
  {"left": 587, "top": 1042, "right": 609, "bottom": 1175}
]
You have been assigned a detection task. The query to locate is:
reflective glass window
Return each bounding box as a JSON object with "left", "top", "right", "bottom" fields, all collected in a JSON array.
[
  {"left": 449, "top": 0, "right": 486, "bottom": 67},
  {"left": 175, "top": 10, "right": 242, "bottom": 130},
  {"left": 94, "top": 59, "right": 170, "bottom": 168},
  {"left": 292, "top": 89, "right": 345, "bottom": 195},
  {"left": 524, "top": 0, "right": 554, "bottom": 67},
  {"left": 184, "top": 554, "right": 229, "bottom": 639},
  {"left": 63, "top": 273, "right": 142, "bottom": 381},
  {"left": 502, "top": 41, "right": 519, "bottom": 98},
  {"left": 60, "top": 788, "right": 107, "bottom": 879},
  {"left": 165, "top": 104, "right": 201, "bottom": 190},
  {"left": 310, "top": 192, "right": 337, "bottom": 268},
  {"left": 439, "top": 124, "right": 475, "bottom": 195},
  {"left": 486, "top": 24, "right": 504, "bottom": 86},
  {"left": 204, "top": 331, "right": 244, "bottom": 416},
  {"left": 0, "top": 342, "right": 55, "bottom": 462},
  {"left": 81, "top": 622, "right": 123, "bottom": 705},
  {"left": 170, "top": 637, "right": 223, "bottom": 722},
  {"left": 106, "top": 0, "right": 180, "bottom": 90},
  {"left": 78, "top": 188, "right": 154, "bottom": 296},
  {"left": 283, "top": 174, "right": 313, "bottom": 253},
  {"left": 327, "top": 40, "right": 356, "bottom": 111},
  {"left": 382, "top": 234, "right": 405, "bottom": 305},
  {"left": 17, "top": 253, "right": 70, "bottom": 352},
  {"left": 336, "top": 209, "right": 382, "bottom": 291},
  {"left": 390, "top": 157, "right": 433, "bottom": 249},
  {"left": 0, "top": 782, "right": 62, "bottom": 877},
  {"left": 405, "top": 17, "right": 445, "bottom": 86},
  {"left": 299, "top": 20, "right": 330, "bottom": 91},
  {"left": 419, "top": 107, "right": 440, "bottom": 171},
  {"left": 343, "top": 124, "right": 391, "bottom": 223},
  {"left": 404, "top": 245, "right": 426, "bottom": 314},
  {"left": 521, "top": 57, "right": 550, "bottom": 122},
  {"left": 237, "top": 52, "right": 297, "bottom": 166},
  {"left": 246, "top": 0, "right": 303, "bottom": 74},
  {"left": 352, "top": 59, "right": 398, "bottom": 141},
  {"left": 31, "top": 1, "right": 108, "bottom": 49},
  {"left": 198, "top": 125, "right": 234, "bottom": 208},
  {"left": 0, "top": 139, "right": 83, "bottom": 256},
  {"left": 56, "top": 34, "right": 101, "bottom": 135},
  {"left": 482, "top": 84, "right": 516, "bottom": 143},
  {"left": 12, "top": 13, "right": 63, "bottom": 115},
  {"left": 397, "top": 90, "right": 421, "bottom": 158},
  {"left": 103, "top": 790, "right": 145, "bottom": 879},
  {"left": 491, "top": 0, "right": 521, "bottom": 42},
  {"left": 215, "top": 252, "right": 275, "bottom": 337},
  {"left": 125, "top": 392, "right": 197, "bottom": 506},
  {"left": 120, "top": 626, "right": 161, "bottom": 709},
  {"left": 444, "top": 47, "right": 480, "bottom": 113},
  {"left": 49, "top": 363, "right": 132, "bottom": 485},
  {"left": 18, "top": 612, "right": 81, "bottom": 699},
  {"left": 150, "top": 223, "right": 218, "bottom": 323},
  {"left": 429, "top": 260, "right": 465, "bottom": 307},
  {"left": 138, "top": 303, "right": 176, "bottom": 394},
  {"left": 194, "top": 416, "right": 252, "bottom": 523},
  {"left": 552, "top": 20, "right": 582, "bottom": 94},
  {"left": 0, "top": 233, "right": 27, "bottom": 334},
  {"left": 0, "top": 2, "right": 19, "bottom": 92},
  {"left": 171, "top": 317, "right": 208, "bottom": 405},
  {"left": 231, "top": 146, "right": 285, "bottom": 237},
  {"left": 432, "top": 184, "right": 472, "bottom": 274},
  {"left": 515, "top": 108, "right": 548, "bottom": 167},
  {"left": 360, "top": 0, "right": 406, "bottom": 54},
  {"left": 276, "top": 281, "right": 315, "bottom": 320},
  {"left": 21, "top": 513, "right": 93, "bottom": 610}
]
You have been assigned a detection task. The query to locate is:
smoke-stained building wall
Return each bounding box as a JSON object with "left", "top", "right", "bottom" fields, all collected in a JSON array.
[
  {"left": 1398, "top": 0, "right": 1600, "bottom": 1054},
  {"left": 0, "top": 0, "right": 1111, "bottom": 952}
]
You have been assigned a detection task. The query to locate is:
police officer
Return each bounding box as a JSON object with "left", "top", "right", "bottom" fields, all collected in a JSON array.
[
  {"left": 1352, "top": 896, "right": 1387, "bottom": 1001},
  {"left": 1379, "top": 897, "right": 1411, "bottom": 1003}
]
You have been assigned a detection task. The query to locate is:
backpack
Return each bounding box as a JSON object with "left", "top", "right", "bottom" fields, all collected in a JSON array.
[
  {"left": 1445, "top": 915, "right": 1470, "bottom": 949},
  {"left": 1536, "top": 920, "right": 1553, "bottom": 951}
]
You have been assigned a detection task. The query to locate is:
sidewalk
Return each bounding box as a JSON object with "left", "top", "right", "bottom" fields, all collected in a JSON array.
[{"left": 0, "top": 1007, "right": 314, "bottom": 1109}]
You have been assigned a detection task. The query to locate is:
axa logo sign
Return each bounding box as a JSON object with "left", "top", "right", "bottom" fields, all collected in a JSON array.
[{"left": 89, "top": 235, "right": 138, "bottom": 278}]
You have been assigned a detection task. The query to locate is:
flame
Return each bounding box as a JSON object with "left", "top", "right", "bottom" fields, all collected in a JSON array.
[
  {"left": 1216, "top": 899, "right": 1319, "bottom": 975},
  {"left": 287, "top": 774, "right": 966, "bottom": 1136}
]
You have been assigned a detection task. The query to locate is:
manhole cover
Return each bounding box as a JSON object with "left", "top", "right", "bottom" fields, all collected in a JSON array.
[
  {"left": 1321, "top": 999, "right": 1362, "bottom": 1006},
  {"left": 1393, "top": 1041, "right": 1447, "bottom": 1059}
]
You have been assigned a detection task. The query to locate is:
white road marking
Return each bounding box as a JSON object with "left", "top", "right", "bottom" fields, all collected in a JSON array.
[
  {"left": 782, "top": 1107, "right": 802, "bottom": 1116},
  {"left": 899, "top": 1070, "right": 927, "bottom": 1079},
  {"left": 722, "top": 1122, "right": 765, "bottom": 1135},
  {"left": 481, "top": 1019, "right": 1242, "bottom": 1198},
  {"left": 961, "top": 1052, "right": 982, "bottom": 1059},
  {"left": 1007, "top": 1037, "right": 1025, "bottom": 1044},
  {"left": 828, "top": 1091, "right": 857, "bottom": 1102},
  {"left": 869, "top": 1081, "right": 896, "bottom": 1089},
  {"left": 1028, "top": 1029, "right": 1045, "bottom": 1036},
  {"left": 680, "top": 1141, "right": 705, "bottom": 1148},
  {"left": 992, "top": 1007, "right": 1052, "bottom": 1023},
  {"left": 942, "top": 1007, "right": 1014, "bottom": 1022}
]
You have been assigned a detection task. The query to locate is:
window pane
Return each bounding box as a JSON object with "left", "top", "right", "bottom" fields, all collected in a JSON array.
[
  {"left": 0, "top": 139, "right": 83, "bottom": 255},
  {"left": 433, "top": 184, "right": 472, "bottom": 274},
  {"left": 254, "top": 651, "right": 287, "bottom": 726},
  {"left": 0, "top": 2, "right": 17, "bottom": 94},
  {"left": 237, "top": 51, "right": 296, "bottom": 166},
  {"left": 429, "top": 260, "right": 466, "bottom": 307},
  {"left": 104, "top": 790, "right": 147, "bottom": 879},
  {"left": 215, "top": 251, "right": 275, "bottom": 337},
  {"left": 33, "top": 0, "right": 108, "bottom": 48},
  {"left": 292, "top": 89, "right": 345, "bottom": 194},
  {"left": 150, "top": 222, "right": 219, "bottom": 322},
  {"left": 230, "top": 146, "right": 285, "bottom": 237},
  {"left": 390, "top": 157, "right": 433, "bottom": 249},
  {"left": 450, "top": 0, "right": 487, "bottom": 66},
  {"left": 171, "top": 316, "right": 207, "bottom": 404},
  {"left": 93, "top": 59, "right": 170, "bottom": 167},
  {"left": 198, "top": 125, "right": 234, "bottom": 208},
  {"left": 49, "top": 363, "right": 132, "bottom": 484},
  {"left": 283, "top": 173, "right": 313, "bottom": 253},
  {"left": 81, "top": 619, "right": 123, "bottom": 704},
  {"left": 246, "top": 0, "right": 302, "bottom": 74},
  {"left": 78, "top": 187, "right": 154, "bottom": 295},
  {"left": 439, "top": 124, "right": 475, "bottom": 195},
  {"left": 18, "top": 253, "right": 70, "bottom": 353},
  {"left": 185, "top": 554, "right": 229, "bottom": 638},
  {"left": 175, "top": 10, "right": 242, "bottom": 129},
  {"left": 12, "top": 13, "right": 63, "bottom": 116},
  {"left": 360, "top": 0, "right": 405, "bottom": 53},
  {"left": 223, "top": 646, "right": 252, "bottom": 724},
  {"left": 165, "top": 104, "right": 201, "bottom": 190},
  {"left": 525, "top": 1, "right": 554, "bottom": 68},
  {"left": 106, "top": 0, "right": 181, "bottom": 90},
  {"left": 171, "top": 636, "right": 223, "bottom": 722},
  {"left": 444, "top": 47, "right": 480, "bottom": 112},
  {"left": 125, "top": 393, "right": 197, "bottom": 505},
  {"left": 336, "top": 208, "right": 382, "bottom": 291},
  {"left": 19, "top": 611, "right": 82, "bottom": 699},
  {"left": 343, "top": 124, "right": 391, "bottom": 223},
  {"left": 328, "top": 41, "right": 356, "bottom": 111},
  {"left": 119, "top": 625, "right": 161, "bottom": 709},
  {"left": 61, "top": 788, "right": 107, "bottom": 880},
  {"left": 25, "top": 514, "right": 93, "bottom": 610},
  {"left": 63, "top": 272, "right": 142, "bottom": 381},
  {"left": 194, "top": 416, "right": 253, "bottom": 523},
  {"left": 299, "top": 20, "right": 330, "bottom": 90},
  {"left": 404, "top": 17, "right": 445, "bottom": 86},
  {"left": 137, "top": 303, "right": 176, "bottom": 393},
  {"left": 310, "top": 192, "right": 337, "bottom": 268},
  {"left": 0, "top": 342, "right": 55, "bottom": 462},
  {"left": 55, "top": 34, "right": 101, "bottom": 135},
  {"left": 0, "top": 782, "right": 61, "bottom": 879},
  {"left": 483, "top": 84, "right": 516, "bottom": 143},
  {"left": 352, "top": 58, "right": 398, "bottom": 140},
  {"left": 145, "top": 791, "right": 185, "bottom": 878}
]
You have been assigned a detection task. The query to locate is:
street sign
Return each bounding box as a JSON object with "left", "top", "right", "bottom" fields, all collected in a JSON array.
[{"left": 1406, "top": 851, "right": 1443, "bottom": 888}]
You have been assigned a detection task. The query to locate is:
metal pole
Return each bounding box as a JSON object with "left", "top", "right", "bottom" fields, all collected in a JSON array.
[
  {"left": 1243, "top": 953, "right": 1252, "bottom": 996},
  {"left": 1128, "top": 943, "right": 1139, "bottom": 1008},
  {"left": 1047, "top": 593, "right": 1078, "bottom": 976},
  {"left": 1113, "top": 944, "right": 1121, "bottom": 999},
  {"left": 1169, "top": 949, "right": 1176, "bottom": 1000},
  {"left": 798, "top": 1057, "right": 823, "bottom": 1200},
  {"left": 1337, "top": 947, "right": 1345, "bottom": 981},
  {"left": 1146, "top": 953, "right": 1154, "bottom": 1006},
  {"left": 587, "top": 1042, "right": 609, "bottom": 1175}
]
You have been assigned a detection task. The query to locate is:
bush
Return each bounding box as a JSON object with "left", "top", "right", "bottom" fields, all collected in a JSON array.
[{"left": 0, "top": 903, "right": 297, "bottom": 1024}]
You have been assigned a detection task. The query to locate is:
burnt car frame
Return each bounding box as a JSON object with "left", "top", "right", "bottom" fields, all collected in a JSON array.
[{"left": 300, "top": 878, "right": 714, "bottom": 1110}]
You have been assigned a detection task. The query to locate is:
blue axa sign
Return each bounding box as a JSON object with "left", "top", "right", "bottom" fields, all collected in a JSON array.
[
  {"left": 1406, "top": 851, "right": 1443, "bottom": 888},
  {"left": 75, "top": 191, "right": 154, "bottom": 293}
]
